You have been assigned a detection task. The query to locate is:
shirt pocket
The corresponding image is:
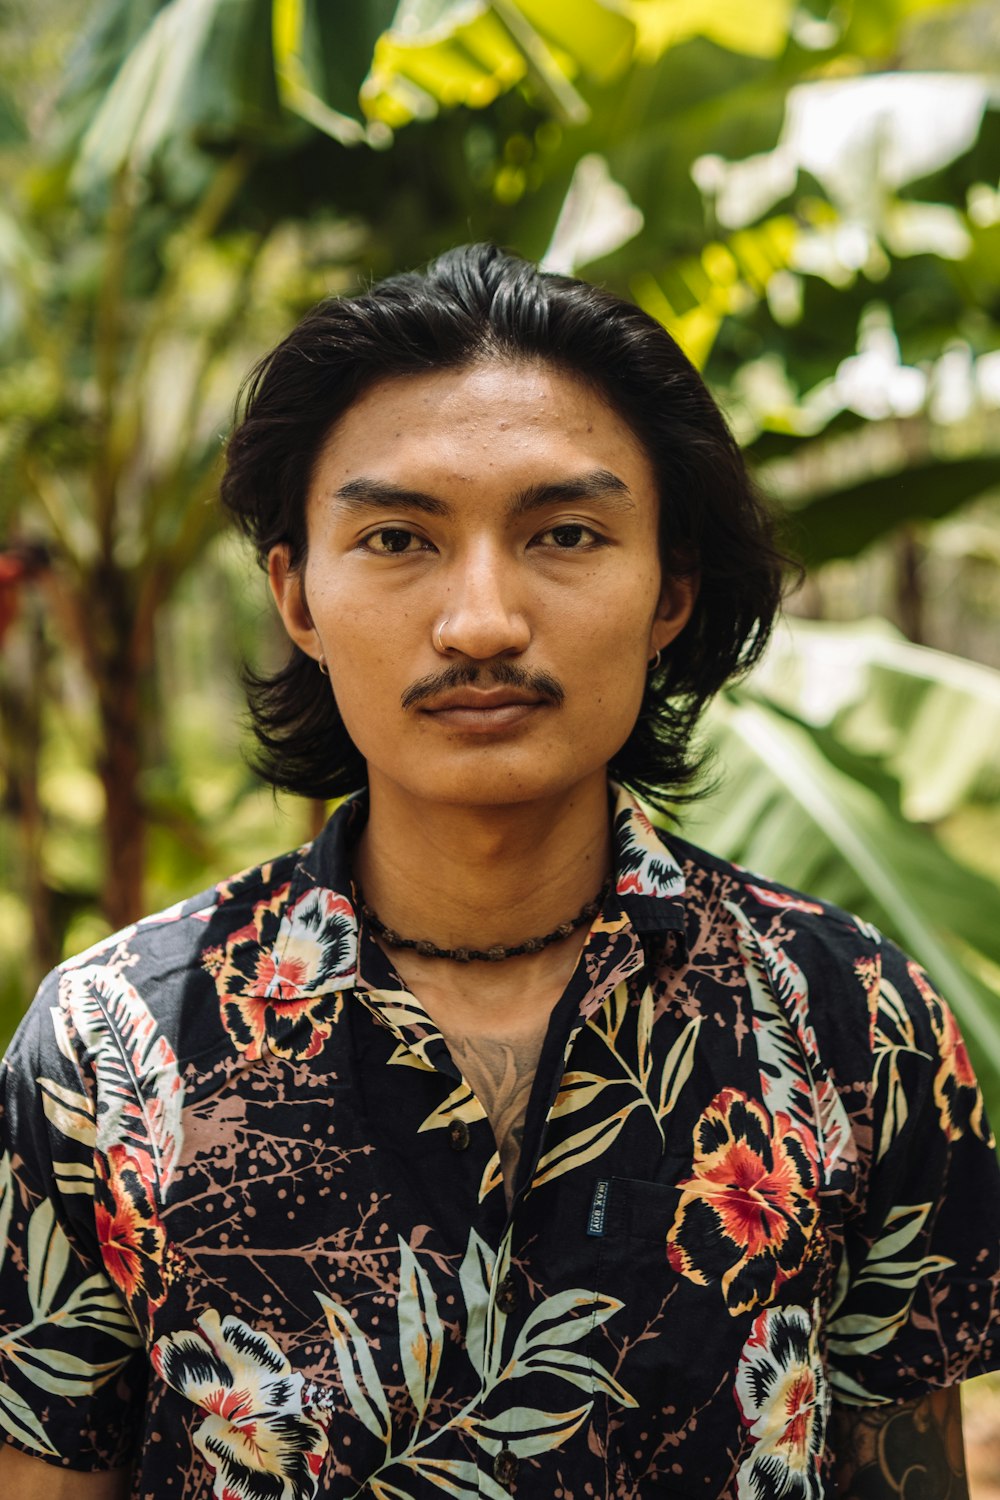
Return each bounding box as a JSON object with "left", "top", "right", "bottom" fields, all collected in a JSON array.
[{"left": 589, "top": 1174, "right": 827, "bottom": 1497}]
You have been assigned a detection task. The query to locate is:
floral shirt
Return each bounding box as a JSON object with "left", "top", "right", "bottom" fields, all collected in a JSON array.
[{"left": 1, "top": 785, "right": 998, "bottom": 1500}]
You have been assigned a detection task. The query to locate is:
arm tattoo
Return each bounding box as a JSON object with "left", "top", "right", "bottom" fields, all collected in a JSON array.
[
  {"left": 445, "top": 1032, "right": 541, "bottom": 1207},
  {"left": 830, "top": 1387, "right": 968, "bottom": 1500}
]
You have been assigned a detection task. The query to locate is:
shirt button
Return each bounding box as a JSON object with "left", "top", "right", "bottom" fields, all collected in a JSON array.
[
  {"left": 495, "top": 1273, "right": 518, "bottom": 1314},
  {"left": 448, "top": 1119, "right": 470, "bottom": 1151},
  {"left": 493, "top": 1446, "right": 518, "bottom": 1489}
]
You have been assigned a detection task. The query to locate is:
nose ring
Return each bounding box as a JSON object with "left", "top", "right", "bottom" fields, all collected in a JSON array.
[{"left": 435, "top": 617, "right": 450, "bottom": 653}]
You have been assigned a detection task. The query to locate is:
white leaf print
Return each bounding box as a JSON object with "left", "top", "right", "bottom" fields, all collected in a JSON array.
[
  {"left": 26, "top": 1200, "right": 70, "bottom": 1319},
  {"left": 476, "top": 1402, "right": 591, "bottom": 1457},
  {"left": 398, "top": 1236, "right": 444, "bottom": 1420},
  {"left": 657, "top": 1016, "right": 702, "bottom": 1119},
  {"left": 38, "top": 1075, "right": 95, "bottom": 1148},
  {"left": 5, "top": 1344, "right": 130, "bottom": 1397},
  {"left": 532, "top": 1101, "right": 641, "bottom": 1187},
  {"left": 0, "top": 1377, "right": 58, "bottom": 1454},
  {"left": 317, "top": 1292, "right": 391, "bottom": 1444},
  {"left": 458, "top": 1229, "right": 494, "bottom": 1376},
  {"left": 418, "top": 1081, "right": 482, "bottom": 1134},
  {"left": 511, "top": 1288, "right": 623, "bottom": 1361},
  {"left": 58, "top": 1273, "right": 141, "bottom": 1346},
  {"left": 728, "top": 901, "right": 851, "bottom": 1174},
  {"left": 550, "top": 1071, "right": 614, "bottom": 1119},
  {"left": 400, "top": 1457, "right": 511, "bottom": 1499},
  {"left": 60, "top": 965, "right": 184, "bottom": 1191},
  {"left": 827, "top": 1367, "right": 891, "bottom": 1407},
  {"left": 858, "top": 1202, "right": 931, "bottom": 1263},
  {"left": 514, "top": 1345, "right": 637, "bottom": 1408},
  {"left": 52, "top": 1158, "right": 94, "bottom": 1196},
  {"left": 636, "top": 985, "right": 654, "bottom": 1090}
]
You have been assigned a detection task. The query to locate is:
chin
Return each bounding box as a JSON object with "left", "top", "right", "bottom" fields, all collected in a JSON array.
[{"left": 384, "top": 751, "right": 611, "bottom": 811}]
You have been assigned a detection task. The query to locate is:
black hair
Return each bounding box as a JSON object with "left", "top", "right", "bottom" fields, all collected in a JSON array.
[{"left": 220, "top": 243, "right": 789, "bottom": 811}]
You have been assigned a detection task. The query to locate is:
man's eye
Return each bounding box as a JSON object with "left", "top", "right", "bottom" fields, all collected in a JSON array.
[
  {"left": 363, "top": 528, "right": 425, "bottom": 555},
  {"left": 538, "top": 523, "right": 598, "bottom": 549}
]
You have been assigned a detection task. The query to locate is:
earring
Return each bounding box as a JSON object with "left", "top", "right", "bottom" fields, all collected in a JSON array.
[
  {"left": 434, "top": 618, "right": 450, "bottom": 653},
  {"left": 648, "top": 650, "right": 662, "bottom": 672},
  {"left": 317, "top": 656, "right": 329, "bottom": 677}
]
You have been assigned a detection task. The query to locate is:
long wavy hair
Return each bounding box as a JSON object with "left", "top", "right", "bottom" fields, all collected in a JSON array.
[{"left": 220, "top": 243, "right": 789, "bottom": 811}]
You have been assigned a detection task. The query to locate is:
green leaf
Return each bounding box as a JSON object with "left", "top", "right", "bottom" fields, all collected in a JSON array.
[
  {"left": 273, "top": 0, "right": 396, "bottom": 143},
  {"left": 791, "top": 453, "right": 1000, "bottom": 568},
  {"left": 26, "top": 1200, "right": 70, "bottom": 1320},
  {"left": 510, "top": 1287, "right": 623, "bottom": 1361},
  {"left": 75, "top": 0, "right": 287, "bottom": 188},
  {"left": 6, "top": 1343, "right": 128, "bottom": 1397},
  {"left": 685, "top": 691, "right": 1000, "bottom": 1118},
  {"left": 514, "top": 1345, "right": 637, "bottom": 1407},
  {"left": 476, "top": 1402, "right": 591, "bottom": 1457},
  {"left": 458, "top": 1228, "right": 494, "bottom": 1375},
  {"left": 317, "top": 1292, "right": 392, "bottom": 1443},
  {"left": 627, "top": 0, "right": 794, "bottom": 61},
  {"left": 752, "top": 619, "right": 1000, "bottom": 822},
  {"left": 532, "top": 1100, "right": 641, "bottom": 1186},
  {"left": 0, "top": 1378, "right": 58, "bottom": 1455},
  {"left": 657, "top": 1015, "right": 702, "bottom": 1119},
  {"left": 38, "top": 1075, "right": 96, "bottom": 1148},
  {"left": 400, "top": 1457, "right": 511, "bottom": 1499},
  {"left": 362, "top": 0, "right": 634, "bottom": 127},
  {"left": 397, "top": 1235, "right": 444, "bottom": 1419}
]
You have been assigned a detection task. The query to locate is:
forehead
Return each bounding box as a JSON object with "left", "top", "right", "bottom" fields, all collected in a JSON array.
[{"left": 309, "top": 360, "right": 656, "bottom": 500}]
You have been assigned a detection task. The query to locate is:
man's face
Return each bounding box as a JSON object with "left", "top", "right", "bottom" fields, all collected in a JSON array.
[{"left": 269, "top": 360, "right": 695, "bottom": 810}]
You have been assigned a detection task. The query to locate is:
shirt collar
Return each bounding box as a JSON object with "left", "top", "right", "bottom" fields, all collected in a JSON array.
[{"left": 296, "top": 778, "right": 688, "bottom": 966}]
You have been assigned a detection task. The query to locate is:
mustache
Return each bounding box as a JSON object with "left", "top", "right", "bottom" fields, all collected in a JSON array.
[{"left": 401, "top": 660, "right": 565, "bottom": 712}]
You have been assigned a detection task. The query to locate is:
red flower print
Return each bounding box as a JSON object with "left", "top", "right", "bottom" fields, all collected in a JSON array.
[
  {"left": 209, "top": 886, "right": 356, "bottom": 1061},
  {"left": 95, "top": 1144, "right": 167, "bottom": 1315},
  {"left": 908, "top": 961, "right": 991, "bottom": 1145},
  {"left": 667, "top": 1090, "right": 820, "bottom": 1314}
]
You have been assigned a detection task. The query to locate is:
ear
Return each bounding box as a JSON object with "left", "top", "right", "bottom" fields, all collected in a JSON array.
[
  {"left": 649, "top": 570, "right": 698, "bottom": 658},
  {"left": 268, "top": 546, "right": 321, "bottom": 660}
]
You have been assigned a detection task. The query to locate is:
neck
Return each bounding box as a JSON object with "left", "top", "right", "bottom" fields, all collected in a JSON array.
[{"left": 354, "top": 770, "right": 612, "bottom": 955}]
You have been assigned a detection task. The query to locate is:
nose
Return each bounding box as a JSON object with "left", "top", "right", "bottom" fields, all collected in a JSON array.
[{"left": 437, "top": 541, "right": 530, "bottom": 660}]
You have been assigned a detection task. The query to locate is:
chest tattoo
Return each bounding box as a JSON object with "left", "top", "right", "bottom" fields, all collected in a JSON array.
[{"left": 444, "top": 1031, "right": 545, "bottom": 1208}]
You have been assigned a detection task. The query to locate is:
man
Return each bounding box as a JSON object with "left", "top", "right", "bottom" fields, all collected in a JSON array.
[{"left": 0, "top": 244, "right": 997, "bottom": 1498}]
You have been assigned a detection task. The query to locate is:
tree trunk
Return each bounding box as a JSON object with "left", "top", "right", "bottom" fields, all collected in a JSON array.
[
  {"left": 96, "top": 653, "right": 146, "bottom": 931},
  {"left": 895, "top": 525, "right": 925, "bottom": 644}
]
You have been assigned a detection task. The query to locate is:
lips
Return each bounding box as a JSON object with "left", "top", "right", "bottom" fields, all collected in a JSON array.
[
  {"left": 418, "top": 688, "right": 549, "bottom": 733},
  {"left": 420, "top": 688, "right": 544, "bottom": 713}
]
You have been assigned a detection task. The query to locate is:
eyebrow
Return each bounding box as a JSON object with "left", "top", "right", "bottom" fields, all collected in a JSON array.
[{"left": 330, "top": 469, "right": 634, "bottom": 518}]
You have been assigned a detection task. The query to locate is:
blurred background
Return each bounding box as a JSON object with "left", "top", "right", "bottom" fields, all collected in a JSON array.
[{"left": 0, "top": 0, "right": 999, "bottom": 1474}]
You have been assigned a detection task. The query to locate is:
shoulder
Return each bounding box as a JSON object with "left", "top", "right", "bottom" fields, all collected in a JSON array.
[
  {"left": 661, "top": 830, "right": 953, "bottom": 1077},
  {"left": 666, "top": 827, "right": 878, "bottom": 963},
  {"left": 5, "top": 842, "right": 312, "bottom": 1081}
]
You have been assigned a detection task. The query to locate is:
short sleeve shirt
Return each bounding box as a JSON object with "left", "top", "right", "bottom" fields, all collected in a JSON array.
[{"left": 1, "top": 784, "right": 998, "bottom": 1498}]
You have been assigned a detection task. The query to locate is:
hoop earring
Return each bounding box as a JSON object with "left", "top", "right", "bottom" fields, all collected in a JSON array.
[
  {"left": 317, "top": 656, "right": 329, "bottom": 677},
  {"left": 435, "top": 617, "right": 450, "bottom": 653},
  {"left": 647, "top": 650, "right": 662, "bottom": 672}
]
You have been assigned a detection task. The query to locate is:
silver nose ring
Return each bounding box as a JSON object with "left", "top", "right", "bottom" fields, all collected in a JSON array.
[{"left": 435, "top": 617, "right": 450, "bottom": 653}]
